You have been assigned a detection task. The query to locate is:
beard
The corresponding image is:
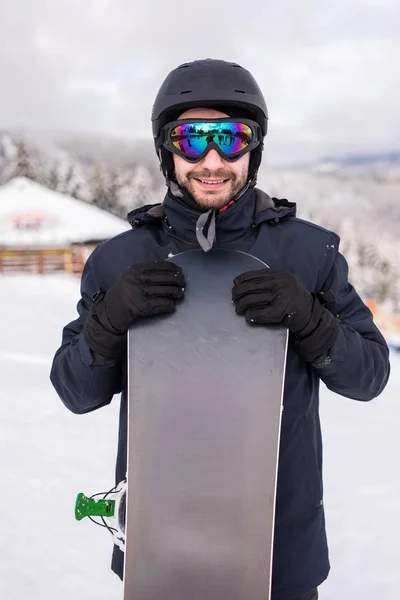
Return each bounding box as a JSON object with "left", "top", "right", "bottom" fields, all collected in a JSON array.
[{"left": 175, "top": 167, "right": 249, "bottom": 210}]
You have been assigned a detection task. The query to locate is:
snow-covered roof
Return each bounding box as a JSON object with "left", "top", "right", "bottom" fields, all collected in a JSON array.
[{"left": 0, "top": 177, "right": 130, "bottom": 247}]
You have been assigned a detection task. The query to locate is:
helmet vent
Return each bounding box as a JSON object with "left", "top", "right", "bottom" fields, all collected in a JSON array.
[
  {"left": 180, "top": 90, "right": 192, "bottom": 95},
  {"left": 235, "top": 89, "right": 245, "bottom": 93}
]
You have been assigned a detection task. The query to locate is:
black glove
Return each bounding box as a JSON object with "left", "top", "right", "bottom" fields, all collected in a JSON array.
[
  {"left": 84, "top": 261, "right": 186, "bottom": 358},
  {"left": 232, "top": 268, "right": 340, "bottom": 362}
]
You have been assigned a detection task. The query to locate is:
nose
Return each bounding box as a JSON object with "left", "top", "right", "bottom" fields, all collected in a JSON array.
[{"left": 200, "top": 148, "right": 226, "bottom": 170}]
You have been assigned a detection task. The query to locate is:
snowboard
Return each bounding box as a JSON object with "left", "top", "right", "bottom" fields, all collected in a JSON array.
[{"left": 124, "top": 249, "right": 288, "bottom": 600}]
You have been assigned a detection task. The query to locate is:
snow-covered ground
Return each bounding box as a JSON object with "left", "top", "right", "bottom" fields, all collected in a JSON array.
[{"left": 0, "top": 274, "right": 399, "bottom": 600}]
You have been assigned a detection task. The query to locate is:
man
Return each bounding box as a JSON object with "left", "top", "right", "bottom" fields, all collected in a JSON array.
[{"left": 50, "top": 59, "right": 390, "bottom": 600}]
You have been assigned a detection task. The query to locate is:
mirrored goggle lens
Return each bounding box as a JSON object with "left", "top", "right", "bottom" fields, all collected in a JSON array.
[{"left": 170, "top": 122, "right": 253, "bottom": 157}]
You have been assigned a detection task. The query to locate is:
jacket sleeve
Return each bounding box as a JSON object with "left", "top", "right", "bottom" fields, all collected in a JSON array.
[
  {"left": 312, "top": 235, "right": 391, "bottom": 401},
  {"left": 50, "top": 247, "right": 124, "bottom": 414}
]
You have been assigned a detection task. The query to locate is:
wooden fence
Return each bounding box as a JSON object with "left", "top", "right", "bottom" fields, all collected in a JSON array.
[{"left": 0, "top": 246, "right": 89, "bottom": 275}]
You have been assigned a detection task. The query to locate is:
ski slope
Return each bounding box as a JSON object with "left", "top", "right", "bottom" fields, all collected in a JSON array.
[{"left": 0, "top": 274, "right": 399, "bottom": 600}]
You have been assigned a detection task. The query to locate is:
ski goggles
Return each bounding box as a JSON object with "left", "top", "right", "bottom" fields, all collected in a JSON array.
[{"left": 161, "top": 118, "right": 262, "bottom": 162}]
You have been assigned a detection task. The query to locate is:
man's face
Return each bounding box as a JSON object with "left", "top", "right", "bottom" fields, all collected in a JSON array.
[{"left": 172, "top": 108, "right": 250, "bottom": 210}]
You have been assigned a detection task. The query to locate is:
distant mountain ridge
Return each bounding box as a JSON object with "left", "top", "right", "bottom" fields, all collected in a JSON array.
[
  {"left": 320, "top": 150, "right": 400, "bottom": 168},
  {"left": 1, "top": 128, "right": 400, "bottom": 170}
]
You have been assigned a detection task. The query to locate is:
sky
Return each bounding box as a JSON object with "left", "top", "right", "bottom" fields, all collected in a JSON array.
[{"left": 0, "top": 0, "right": 399, "bottom": 165}]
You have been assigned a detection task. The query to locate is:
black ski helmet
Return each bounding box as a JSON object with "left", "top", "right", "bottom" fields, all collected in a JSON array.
[{"left": 151, "top": 58, "right": 268, "bottom": 186}]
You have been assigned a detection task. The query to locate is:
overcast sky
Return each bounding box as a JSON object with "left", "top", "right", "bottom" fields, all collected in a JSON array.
[{"left": 0, "top": 0, "right": 399, "bottom": 165}]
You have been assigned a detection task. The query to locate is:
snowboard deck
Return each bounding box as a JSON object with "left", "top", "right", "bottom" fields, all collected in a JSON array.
[{"left": 124, "top": 249, "right": 288, "bottom": 600}]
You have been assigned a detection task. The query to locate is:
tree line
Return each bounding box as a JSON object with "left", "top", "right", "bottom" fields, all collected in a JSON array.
[{"left": 1, "top": 133, "right": 398, "bottom": 310}]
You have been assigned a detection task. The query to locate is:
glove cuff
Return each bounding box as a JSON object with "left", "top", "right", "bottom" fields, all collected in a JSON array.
[
  {"left": 290, "top": 297, "right": 340, "bottom": 362},
  {"left": 84, "top": 303, "right": 128, "bottom": 359}
]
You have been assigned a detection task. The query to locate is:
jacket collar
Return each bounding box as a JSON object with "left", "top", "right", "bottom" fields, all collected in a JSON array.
[
  {"left": 164, "top": 187, "right": 260, "bottom": 248},
  {"left": 127, "top": 187, "right": 297, "bottom": 249}
]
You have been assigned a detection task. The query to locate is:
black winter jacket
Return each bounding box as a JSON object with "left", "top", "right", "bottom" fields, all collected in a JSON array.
[{"left": 50, "top": 187, "right": 390, "bottom": 600}]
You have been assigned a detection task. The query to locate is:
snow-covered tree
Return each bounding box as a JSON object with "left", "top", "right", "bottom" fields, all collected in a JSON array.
[{"left": 1, "top": 137, "right": 46, "bottom": 185}]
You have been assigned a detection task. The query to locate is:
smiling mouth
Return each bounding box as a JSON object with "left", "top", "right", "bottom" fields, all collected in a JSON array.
[{"left": 194, "top": 178, "right": 230, "bottom": 185}]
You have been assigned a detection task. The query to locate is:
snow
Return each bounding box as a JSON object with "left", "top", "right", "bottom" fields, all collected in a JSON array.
[
  {"left": 0, "top": 177, "right": 130, "bottom": 247},
  {"left": 0, "top": 273, "right": 399, "bottom": 600}
]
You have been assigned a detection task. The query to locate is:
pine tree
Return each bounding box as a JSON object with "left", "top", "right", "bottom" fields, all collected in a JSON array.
[{"left": 1, "top": 137, "right": 44, "bottom": 184}]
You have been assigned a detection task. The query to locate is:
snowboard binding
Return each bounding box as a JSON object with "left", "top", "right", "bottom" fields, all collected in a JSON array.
[{"left": 75, "top": 478, "right": 127, "bottom": 551}]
